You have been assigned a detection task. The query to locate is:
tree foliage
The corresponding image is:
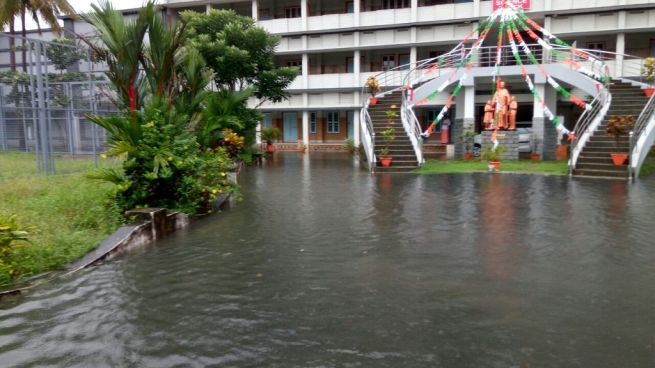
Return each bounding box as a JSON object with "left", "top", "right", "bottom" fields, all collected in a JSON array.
[
  {"left": 42, "top": 38, "right": 87, "bottom": 72},
  {"left": 181, "top": 9, "right": 299, "bottom": 106}
]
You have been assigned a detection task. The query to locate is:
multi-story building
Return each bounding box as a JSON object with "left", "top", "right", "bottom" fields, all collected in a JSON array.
[
  {"left": 161, "top": 0, "right": 655, "bottom": 152},
  {"left": 2, "top": 1, "right": 654, "bottom": 158}
]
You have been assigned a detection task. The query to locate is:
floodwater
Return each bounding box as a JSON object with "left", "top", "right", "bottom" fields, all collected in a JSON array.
[{"left": 1, "top": 152, "right": 654, "bottom": 367}]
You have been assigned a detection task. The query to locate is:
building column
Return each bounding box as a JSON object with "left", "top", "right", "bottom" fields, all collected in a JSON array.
[
  {"left": 354, "top": 109, "right": 361, "bottom": 145},
  {"left": 205, "top": 4, "right": 211, "bottom": 14},
  {"left": 354, "top": 0, "right": 360, "bottom": 27},
  {"left": 532, "top": 83, "right": 546, "bottom": 157},
  {"left": 453, "top": 83, "right": 476, "bottom": 159},
  {"left": 410, "top": 47, "right": 417, "bottom": 69},
  {"left": 411, "top": 0, "right": 418, "bottom": 23},
  {"left": 543, "top": 16, "right": 552, "bottom": 64},
  {"left": 301, "top": 0, "right": 308, "bottom": 31},
  {"left": 473, "top": 0, "right": 480, "bottom": 18},
  {"left": 252, "top": 0, "right": 258, "bottom": 21},
  {"left": 302, "top": 110, "right": 309, "bottom": 145},
  {"left": 302, "top": 53, "right": 309, "bottom": 89},
  {"left": 616, "top": 33, "right": 625, "bottom": 79}
]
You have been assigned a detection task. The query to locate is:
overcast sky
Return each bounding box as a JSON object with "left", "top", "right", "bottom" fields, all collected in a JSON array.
[{"left": 8, "top": 0, "right": 144, "bottom": 31}]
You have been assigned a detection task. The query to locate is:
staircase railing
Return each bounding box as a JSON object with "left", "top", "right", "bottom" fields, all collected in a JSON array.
[
  {"left": 359, "top": 101, "right": 376, "bottom": 173},
  {"left": 629, "top": 92, "right": 655, "bottom": 179},
  {"left": 568, "top": 87, "right": 611, "bottom": 175}
]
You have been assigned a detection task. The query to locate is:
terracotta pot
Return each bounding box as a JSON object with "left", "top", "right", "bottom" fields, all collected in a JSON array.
[
  {"left": 530, "top": 154, "right": 541, "bottom": 161},
  {"left": 266, "top": 144, "right": 274, "bottom": 152},
  {"left": 463, "top": 153, "right": 473, "bottom": 160},
  {"left": 610, "top": 153, "right": 628, "bottom": 165},
  {"left": 489, "top": 161, "right": 500, "bottom": 171},
  {"left": 300, "top": 149, "right": 306, "bottom": 153},
  {"left": 555, "top": 145, "right": 568, "bottom": 160},
  {"left": 369, "top": 97, "right": 378, "bottom": 105},
  {"left": 644, "top": 88, "right": 655, "bottom": 98},
  {"left": 380, "top": 157, "right": 392, "bottom": 167}
]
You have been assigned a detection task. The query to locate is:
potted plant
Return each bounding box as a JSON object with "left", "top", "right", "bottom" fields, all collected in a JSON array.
[
  {"left": 458, "top": 123, "right": 477, "bottom": 160},
  {"left": 642, "top": 57, "right": 655, "bottom": 97},
  {"left": 378, "top": 111, "right": 396, "bottom": 166},
  {"left": 480, "top": 144, "right": 508, "bottom": 171},
  {"left": 366, "top": 76, "right": 381, "bottom": 105},
  {"left": 343, "top": 138, "right": 357, "bottom": 154},
  {"left": 261, "top": 126, "right": 281, "bottom": 153},
  {"left": 297, "top": 140, "right": 307, "bottom": 153},
  {"left": 605, "top": 115, "right": 634, "bottom": 165},
  {"left": 530, "top": 135, "right": 541, "bottom": 160}
]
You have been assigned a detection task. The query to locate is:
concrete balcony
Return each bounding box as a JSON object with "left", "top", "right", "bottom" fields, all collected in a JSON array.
[
  {"left": 418, "top": 2, "right": 475, "bottom": 23},
  {"left": 259, "top": 18, "right": 302, "bottom": 35},
  {"left": 307, "top": 13, "right": 355, "bottom": 32},
  {"left": 360, "top": 8, "right": 412, "bottom": 27},
  {"left": 308, "top": 74, "right": 360, "bottom": 90}
]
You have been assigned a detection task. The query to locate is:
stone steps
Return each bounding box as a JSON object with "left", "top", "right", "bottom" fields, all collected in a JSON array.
[{"left": 572, "top": 80, "right": 647, "bottom": 180}]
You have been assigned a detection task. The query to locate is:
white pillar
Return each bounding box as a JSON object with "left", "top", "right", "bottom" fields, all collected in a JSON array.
[
  {"left": 411, "top": 0, "right": 418, "bottom": 23},
  {"left": 616, "top": 33, "right": 625, "bottom": 79},
  {"left": 354, "top": 109, "right": 361, "bottom": 145},
  {"left": 354, "top": 0, "right": 360, "bottom": 27},
  {"left": 543, "top": 17, "right": 552, "bottom": 64},
  {"left": 354, "top": 49, "right": 361, "bottom": 89},
  {"left": 252, "top": 0, "right": 258, "bottom": 21},
  {"left": 473, "top": 0, "right": 480, "bottom": 18},
  {"left": 301, "top": 0, "right": 308, "bottom": 31},
  {"left": 206, "top": 4, "right": 211, "bottom": 14},
  {"left": 464, "top": 85, "right": 475, "bottom": 123},
  {"left": 410, "top": 47, "right": 417, "bottom": 67},
  {"left": 302, "top": 53, "right": 309, "bottom": 89},
  {"left": 302, "top": 110, "right": 309, "bottom": 145},
  {"left": 533, "top": 83, "right": 546, "bottom": 118}
]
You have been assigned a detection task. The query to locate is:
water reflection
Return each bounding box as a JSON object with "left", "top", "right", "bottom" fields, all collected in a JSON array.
[{"left": 1, "top": 152, "right": 654, "bottom": 367}]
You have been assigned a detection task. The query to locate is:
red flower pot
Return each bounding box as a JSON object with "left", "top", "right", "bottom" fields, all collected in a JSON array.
[
  {"left": 369, "top": 97, "right": 378, "bottom": 105},
  {"left": 644, "top": 88, "right": 655, "bottom": 98},
  {"left": 380, "top": 157, "right": 392, "bottom": 167},
  {"left": 610, "top": 153, "right": 628, "bottom": 165},
  {"left": 489, "top": 161, "right": 500, "bottom": 171},
  {"left": 266, "top": 144, "right": 274, "bottom": 152},
  {"left": 464, "top": 153, "right": 473, "bottom": 160},
  {"left": 530, "top": 154, "right": 541, "bottom": 161}
]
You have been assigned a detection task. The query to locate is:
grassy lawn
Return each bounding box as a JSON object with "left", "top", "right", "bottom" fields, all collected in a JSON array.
[
  {"left": 415, "top": 158, "right": 570, "bottom": 175},
  {"left": 1, "top": 152, "right": 123, "bottom": 288}
]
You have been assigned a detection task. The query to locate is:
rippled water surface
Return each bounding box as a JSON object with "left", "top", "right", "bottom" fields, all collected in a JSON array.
[{"left": 2, "top": 152, "right": 655, "bottom": 367}]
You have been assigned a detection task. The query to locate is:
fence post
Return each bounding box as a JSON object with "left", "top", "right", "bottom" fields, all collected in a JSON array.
[
  {"left": 0, "top": 90, "right": 6, "bottom": 151},
  {"left": 34, "top": 41, "right": 52, "bottom": 174}
]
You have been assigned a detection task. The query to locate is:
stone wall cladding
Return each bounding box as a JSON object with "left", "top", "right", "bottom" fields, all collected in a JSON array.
[{"left": 481, "top": 130, "right": 519, "bottom": 161}]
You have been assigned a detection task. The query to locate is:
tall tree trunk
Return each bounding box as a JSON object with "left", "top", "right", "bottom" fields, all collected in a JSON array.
[
  {"left": 21, "top": 8, "right": 27, "bottom": 73},
  {"left": 9, "top": 19, "right": 16, "bottom": 71}
]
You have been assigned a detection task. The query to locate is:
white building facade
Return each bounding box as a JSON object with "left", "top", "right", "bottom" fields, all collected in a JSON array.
[{"left": 160, "top": 0, "right": 655, "bottom": 149}]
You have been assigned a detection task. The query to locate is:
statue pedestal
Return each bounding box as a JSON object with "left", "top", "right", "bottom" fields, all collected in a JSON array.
[{"left": 480, "top": 130, "right": 519, "bottom": 161}]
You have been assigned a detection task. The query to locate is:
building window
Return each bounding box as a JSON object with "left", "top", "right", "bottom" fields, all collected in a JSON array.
[
  {"left": 286, "top": 59, "right": 302, "bottom": 74},
  {"left": 586, "top": 42, "right": 605, "bottom": 57},
  {"left": 310, "top": 112, "right": 317, "bottom": 133},
  {"left": 285, "top": 6, "right": 301, "bottom": 18},
  {"left": 383, "top": 0, "right": 410, "bottom": 9},
  {"left": 327, "top": 111, "right": 340, "bottom": 133},
  {"left": 427, "top": 110, "right": 441, "bottom": 133},
  {"left": 259, "top": 9, "right": 270, "bottom": 20},
  {"left": 382, "top": 54, "right": 396, "bottom": 71}
]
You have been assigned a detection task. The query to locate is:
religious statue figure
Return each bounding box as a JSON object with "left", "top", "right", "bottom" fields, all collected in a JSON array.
[
  {"left": 483, "top": 100, "right": 494, "bottom": 130},
  {"left": 509, "top": 95, "right": 518, "bottom": 130},
  {"left": 493, "top": 80, "right": 510, "bottom": 129}
]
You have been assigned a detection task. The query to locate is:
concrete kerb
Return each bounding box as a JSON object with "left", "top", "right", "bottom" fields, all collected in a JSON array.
[{"left": 0, "top": 160, "right": 244, "bottom": 300}]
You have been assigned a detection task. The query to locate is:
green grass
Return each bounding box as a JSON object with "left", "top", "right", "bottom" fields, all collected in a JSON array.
[
  {"left": 1, "top": 152, "right": 123, "bottom": 288},
  {"left": 415, "top": 158, "right": 570, "bottom": 175}
]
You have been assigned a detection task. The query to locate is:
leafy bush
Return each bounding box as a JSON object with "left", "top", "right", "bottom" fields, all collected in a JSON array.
[
  {"left": 0, "top": 214, "right": 33, "bottom": 286},
  {"left": 88, "top": 99, "right": 238, "bottom": 214}
]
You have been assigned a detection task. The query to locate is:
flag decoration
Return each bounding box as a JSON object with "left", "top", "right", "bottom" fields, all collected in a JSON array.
[{"left": 414, "top": 0, "right": 607, "bottom": 144}]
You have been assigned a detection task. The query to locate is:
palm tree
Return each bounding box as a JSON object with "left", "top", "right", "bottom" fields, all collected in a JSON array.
[{"left": 0, "top": 0, "right": 76, "bottom": 71}]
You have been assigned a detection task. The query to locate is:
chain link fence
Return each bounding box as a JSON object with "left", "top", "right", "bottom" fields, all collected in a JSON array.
[{"left": 0, "top": 33, "right": 116, "bottom": 174}]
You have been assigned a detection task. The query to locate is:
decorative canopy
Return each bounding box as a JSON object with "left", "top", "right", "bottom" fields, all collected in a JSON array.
[{"left": 415, "top": 0, "right": 608, "bottom": 143}]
